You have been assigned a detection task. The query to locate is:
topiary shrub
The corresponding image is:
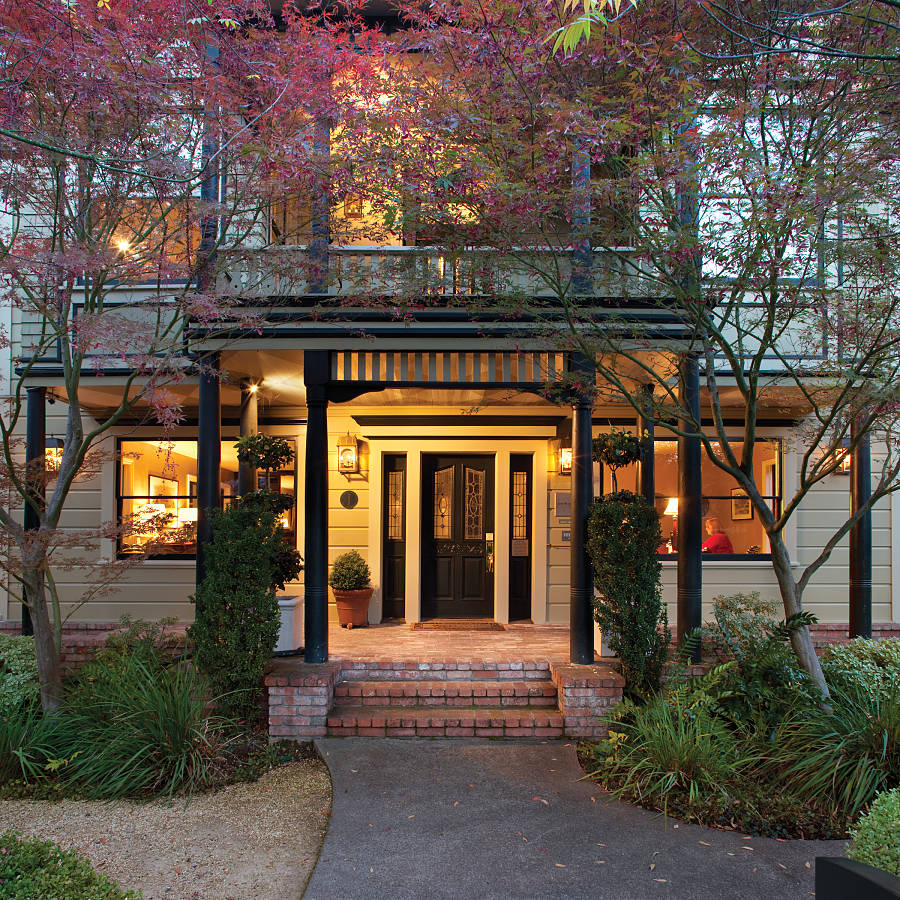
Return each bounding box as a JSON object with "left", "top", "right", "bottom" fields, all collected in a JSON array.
[
  {"left": 0, "top": 830, "right": 141, "bottom": 899},
  {"left": 189, "top": 503, "right": 300, "bottom": 722},
  {"left": 0, "top": 635, "right": 39, "bottom": 714},
  {"left": 847, "top": 788, "right": 900, "bottom": 876},
  {"left": 586, "top": 490, "right": 669, "bottom": 700},
  {"left": 329, "top": 550, "right": 371, "bottom": 591}
]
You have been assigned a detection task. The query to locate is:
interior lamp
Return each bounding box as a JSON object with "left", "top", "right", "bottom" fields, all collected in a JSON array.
[
  {"left": 663, "top": 497, "right": 679, "bottom": 517},
  {"left": 177, "top": 507, "right": 198, "bottom": 525},
  {"left": 337, "top": 433, "right": 359, "bottom": 474}
]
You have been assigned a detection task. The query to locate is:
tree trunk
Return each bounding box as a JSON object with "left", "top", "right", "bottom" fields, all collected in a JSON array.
[
  {"left": 22, "top": 561, "right": 63, "bottom": 710},
  {"left": 769, "top": 533, "right": 829, "bottom": 698}
]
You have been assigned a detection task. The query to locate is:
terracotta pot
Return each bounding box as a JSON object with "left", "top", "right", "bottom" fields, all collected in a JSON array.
[{"left": 333, "top": 587, "right": 374, "bottom": 628}]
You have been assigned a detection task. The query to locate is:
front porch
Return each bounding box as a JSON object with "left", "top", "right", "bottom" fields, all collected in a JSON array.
[{"left": 265, "top": 622, "right": 624, "bottom": 741}]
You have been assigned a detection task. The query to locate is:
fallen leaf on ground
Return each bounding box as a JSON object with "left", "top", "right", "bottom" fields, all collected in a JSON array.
[
  {"left": 555, "top": 864, "right": 567, "bottom": 868},
  {"left": 698, "top": 841, "right": 711, "bottom": 846}
]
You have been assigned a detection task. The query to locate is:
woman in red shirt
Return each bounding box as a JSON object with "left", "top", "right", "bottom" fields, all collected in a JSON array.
[{"left": 702, "top": 516, "right": 734, "bottom": 554}]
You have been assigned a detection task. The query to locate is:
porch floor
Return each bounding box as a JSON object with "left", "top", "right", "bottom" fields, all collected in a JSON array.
[{"left": 326, "top": 621, "right": 581, "bottom": 663}]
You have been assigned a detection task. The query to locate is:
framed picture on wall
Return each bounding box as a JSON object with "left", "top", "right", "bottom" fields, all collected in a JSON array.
[{"left": 731, "top": 488, "right": 753, "bottom": 521}]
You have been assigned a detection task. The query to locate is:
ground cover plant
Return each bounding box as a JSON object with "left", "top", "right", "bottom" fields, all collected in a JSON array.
[
  {"left": 0, "top": 830, "right": 140, "bottom": 899},
  {"left": 584, "top": 594, "right": 900, "bottom": 838}
]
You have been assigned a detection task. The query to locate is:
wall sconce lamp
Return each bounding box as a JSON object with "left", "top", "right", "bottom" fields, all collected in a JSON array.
[
  {"left": 559, "top": 446, "right": 573, "bottom": 475},
  {"left": 337, "top": 433, "right": 359, "bottom": 474},
  {"left": 44, "top": 438, "right": 64, "bottom": 473}
]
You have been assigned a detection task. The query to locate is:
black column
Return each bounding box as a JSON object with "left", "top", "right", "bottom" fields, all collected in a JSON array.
[
  {"left": 569, "top": 356, "right": 594, "bottom": 664},
  {"left": 238, "top": 380, "right": 258, "bottom": 496},
  {"left": 677, "top": 356, "right": 702, "bottom": 657},
  {"left": 849, "top": 421, "right": 872, "bottom": 639},
  {"left": 638, "top": 384, "right": 655, "bottom": 504},
  {"left": 22, "top": 387, "right": 46, "bottom": 636},
  {"left": 196, "top": 355, "right": 221, "bottom": 591},
  {"left": 304, "top": 351, "right": 330, "bottom": 663}
]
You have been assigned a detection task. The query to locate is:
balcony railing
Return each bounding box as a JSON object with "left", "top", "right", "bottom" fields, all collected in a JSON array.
[{"left": 217, "top": 245, "right": 654, "bottom": 301}]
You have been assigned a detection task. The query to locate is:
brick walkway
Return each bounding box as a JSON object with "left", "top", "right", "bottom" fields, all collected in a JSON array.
[{"left": 327, "top": 621, "right": 576, "bottom": 662}]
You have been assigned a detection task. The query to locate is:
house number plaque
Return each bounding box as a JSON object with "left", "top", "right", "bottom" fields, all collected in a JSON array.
[{"left": 511, "top": 539, "right": 529, "bottom": 557}]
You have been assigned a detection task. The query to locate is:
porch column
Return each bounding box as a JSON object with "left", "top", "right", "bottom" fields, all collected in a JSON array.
[
  {"left": 238, "top": 380, "right": 258, "bottom": 496},
  {"left": 196, "top": 354, "right": 221, "bottom": 592},
  {"left": 677, "top": 355, "right": 702, "bottom": 657},
  {"left": 569, "top": 354, "right": 594, "bottom": 664},
  {"left": 22, "top": 386, "right": 46, "bottom": 636},
  {"left": 849, "top": 421, "right": 872, "bottom": 639},
  {"left": 638, "top": 384, "right": 655, "bottom": 504},
  {"left": 304, "top": 350, "right": 330, "bottom": 663}
]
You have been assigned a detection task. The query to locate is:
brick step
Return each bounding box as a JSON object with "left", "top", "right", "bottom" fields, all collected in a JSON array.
[
  {"left": 337, "top": 661, "right": 553, "bottom": 682},
  {"left": 333, "top": 679, "right": 558, "bottom": 708},
  {"left": 326, "top": 705, "right": 565, "bottom": 739}
]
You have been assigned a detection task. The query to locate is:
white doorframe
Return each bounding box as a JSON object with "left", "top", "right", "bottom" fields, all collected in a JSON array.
[{"left": 367, "top": 439, "right": 548, "bottom": 623}]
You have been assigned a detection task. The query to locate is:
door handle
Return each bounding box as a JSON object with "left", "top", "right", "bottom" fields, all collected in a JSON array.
[{"left": 485, "top": 532, "right": 494, "bottom": 573}]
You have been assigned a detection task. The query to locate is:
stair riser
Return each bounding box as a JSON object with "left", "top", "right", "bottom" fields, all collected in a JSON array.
[
  {"left": 334, "top": 695, "right": 558, "bottom": 708},
  {"left": 327, "top": 725, "right": 566, "bottom": 739}
]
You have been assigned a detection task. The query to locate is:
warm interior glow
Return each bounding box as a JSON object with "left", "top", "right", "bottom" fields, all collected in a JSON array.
[{"left": 663, "top": 497, "right": 679, "bottom": 517}]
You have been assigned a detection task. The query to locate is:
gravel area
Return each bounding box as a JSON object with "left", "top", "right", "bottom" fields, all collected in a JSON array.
[{"left": 0, "top": 759, "right": 332, "bottom": 900}]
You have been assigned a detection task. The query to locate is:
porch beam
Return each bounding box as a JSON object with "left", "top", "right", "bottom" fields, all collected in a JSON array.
[
  {"left": 569, "top": 354, "right": 594, "bottom": 664},
  {"left": 22, "top": 386, "right": 46, "bottom": 636},
  {"left": 304, "top": 350, "right": 330, "bottom": 663},
  {"left": 849, "top": 421, "right": 872, "bottom": 639},
  {"left": 196, "top": 354, "right": 221, "bottom": 593},
  {"left": 238, "top": 380, "right": 258, "bottom": 496},
  {"left": 677, "top": 355, "right": 702, "bottom": 657}
]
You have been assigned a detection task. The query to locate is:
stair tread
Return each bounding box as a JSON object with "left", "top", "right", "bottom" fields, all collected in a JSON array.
[{"left": 327, "top": 705, "right": 563, "bottom": 724}]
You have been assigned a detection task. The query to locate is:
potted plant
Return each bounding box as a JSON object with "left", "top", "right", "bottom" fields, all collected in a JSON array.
[{"left": 329, "top": 550, "right": 373, "bottom": 628}]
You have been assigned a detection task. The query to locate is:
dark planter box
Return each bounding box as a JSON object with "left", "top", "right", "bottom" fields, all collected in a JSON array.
[{"left": 816, "top": 857, "right": 900, "bottom": 900}]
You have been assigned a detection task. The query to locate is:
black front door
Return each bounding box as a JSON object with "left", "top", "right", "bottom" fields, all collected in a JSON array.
[{"left": 421, "top": 454, "right": 494, "bottom": 618}]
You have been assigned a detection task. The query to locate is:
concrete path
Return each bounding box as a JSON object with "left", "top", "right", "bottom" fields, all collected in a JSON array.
[{"left": 305, "top": 739, "right": 842, "bottom": 900}]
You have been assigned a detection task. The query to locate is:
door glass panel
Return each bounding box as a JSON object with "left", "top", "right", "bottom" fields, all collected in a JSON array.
[
  {"left": 512, "top": 471, "right": 528, "bottom": 540},
  {"left": 464, "top": 467, "right": 484, "bottom": 540},
  {"left": 388, "top": 470, "right": 404, "bottom": 540},
  {"left": 433, "top": 466, "right": 453, "bottom": 539}
]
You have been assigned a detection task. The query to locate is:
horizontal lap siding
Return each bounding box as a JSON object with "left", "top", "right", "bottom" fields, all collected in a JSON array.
[{"left": 326, "top": 411, "right": 370, "bottom": 622}]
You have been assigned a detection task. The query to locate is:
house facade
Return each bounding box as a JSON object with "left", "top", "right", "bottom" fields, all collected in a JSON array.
[
  {"left": 5, "top": 260, "right": 897, "bottom": 661},
  {"left": 2, "top": 5, "right": 898, "bottom": 667}
]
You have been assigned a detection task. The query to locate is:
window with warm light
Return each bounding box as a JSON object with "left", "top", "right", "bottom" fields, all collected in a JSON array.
[
  {"left": 117, "top": 438, "right": 296, "bottom": 558},
  {"left": 654, "top": 438, "right": 782, "bottom": 557}
]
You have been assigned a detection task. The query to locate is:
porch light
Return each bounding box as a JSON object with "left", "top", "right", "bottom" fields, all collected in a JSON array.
[
  {"left": 337, "top": 433, "right": 359, "bottom": 474},
  {"left": 44, "top": 438, "right": 64, "bottom": 473},
  {"left": 663, "top": 497, "right": 678, "bottom": 517},
  {"left": 559, "top": 446, "right": 573, "bottom": 475}
]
